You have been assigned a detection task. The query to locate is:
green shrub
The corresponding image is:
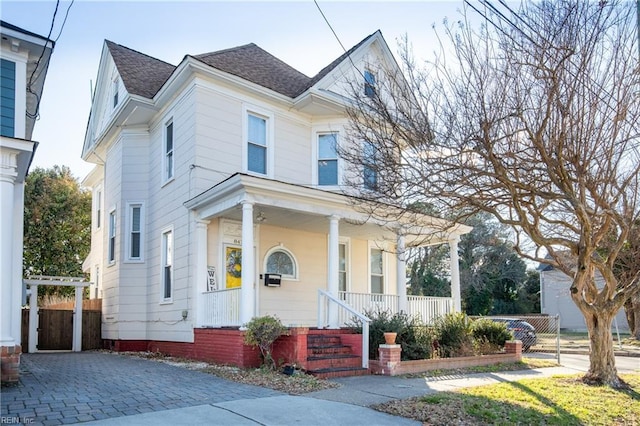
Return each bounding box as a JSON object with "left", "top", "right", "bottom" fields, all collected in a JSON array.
[
  {"left": 471, "top": 318, "right": 512, "bottom": 354},
  {"left": 243, "top": 315, "right": 288, "bottom": 370},
  {"left": 348, "top": 309, "right": 432, "bottom": 361},
  {"left": 433, "top": 312, "right": 474, "bottom": 358}
]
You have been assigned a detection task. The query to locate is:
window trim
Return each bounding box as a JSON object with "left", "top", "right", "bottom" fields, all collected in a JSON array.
[
  {"left": 364, "top": 69, "right": 376, "bottom": 98},
  {"left": 363, "top": 140, "right": 378, "bottom": 191},
  {"left": 316, "top": 131, "right": 340, "bottom": 187},
  {"left": 94, "top": 187, "right": 102, "bottom": 230},
  {"left": 242, "top": 105, "right": 274, "bottom": 178},
  {"left": 107, "top": 207, "right": 117, "bottom": 265},
  {"left": 160, "top": 226, "right": 174, "bottom": 303},
  {"left": 369, "top": 244, "right": 385, "bottom": 294},
  {"left": 162, "top": 119, "right": 175, "bottom": 185},
  {"left": 264, "top": 245, "right": 298, "bottom": 280},
  {"left": 124, "top": 202, "right": 145, "bottom": 263},
  {"left": 338, "top": 237, "right": 350, "bottom": 293}
]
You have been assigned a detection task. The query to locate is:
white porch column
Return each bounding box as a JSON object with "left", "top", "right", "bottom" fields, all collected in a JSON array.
[
  {"left": 449, "top": 236, "right": 462, "bottom": 312},
  {"left": 194, "top": 220, "right": 209, "bottom": 327},
  {"left": 240, "top": 201, "right": 255, "bottom": 326},
  {"left": 28, "top": 285, "right": 38, "bottom": 353},
  {"left": 0, "top": 149, "right": 18, "bottom": 347},
  {"left": 396, "top": 232, "right": 407, "bottom": 313},
  {"left": 72, "top": 286, "right": 83, "bottom": 352},
  {"left": 327, "top": 215, "right": 340, "bottom": 328}
]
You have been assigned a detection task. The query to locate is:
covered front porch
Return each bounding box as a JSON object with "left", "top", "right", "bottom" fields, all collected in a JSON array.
[{"left": 184, "top": 173, "right": 470, "bottom": 330}]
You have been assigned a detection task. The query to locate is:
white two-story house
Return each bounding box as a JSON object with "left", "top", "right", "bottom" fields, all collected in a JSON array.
[{"left": 81, "top": 30, "right": 470, "bottom": 372}]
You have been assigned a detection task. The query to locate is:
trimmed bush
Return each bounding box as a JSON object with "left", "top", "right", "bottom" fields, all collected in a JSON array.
[
  {"left": 471, "top": 318, "right": 512, "bottom": 354},
  {"left": 349, "top": 309, "right": 432, "bottom": 361},
  {"left": 433, "top": 312, "right": 474, "bottom": 358},
  {"left": 243, "top": 315, "right": 288, "bottom": 370}
]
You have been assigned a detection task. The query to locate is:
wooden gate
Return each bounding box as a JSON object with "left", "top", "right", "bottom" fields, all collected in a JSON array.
[{"left": 21, "top": 308, "right": 102, "bottom": 352}]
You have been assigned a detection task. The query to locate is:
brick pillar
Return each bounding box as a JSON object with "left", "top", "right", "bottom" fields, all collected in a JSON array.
[
  {"left": 505, "top": 340, "right": 522, "bottom": 359},
  {"left": 378, "top": 344, "right": 402, "bottom": 376},
  {"left": 1, "top": 344, "right": 21, "bottom": 384}
]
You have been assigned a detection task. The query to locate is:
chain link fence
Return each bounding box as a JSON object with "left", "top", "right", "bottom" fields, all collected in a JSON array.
[{"left": 471, "top": 315, "right": 561, "bottom": 362}]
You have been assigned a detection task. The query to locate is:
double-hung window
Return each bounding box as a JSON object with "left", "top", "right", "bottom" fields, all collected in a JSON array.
[
  {"left": 161, "top": 228, "right": 173, "bottom": 301},
  {"left": 364, "top": 69, "right": 376, "bottom": 98},
  {"left": 164, "top": 120, "right": 174, "bottom": 182},
  {"left": 95, "top": 189, "right": 102, "bottom": 229},
  {"left": 370, "top": 247, "right": 384, "bottom": 294},
  {"left": 363, "top": 140, "right": 378, "bottom": 190},
  {"left": 108, "top": 209, "right": 116, "bottom": 264},
  {"left": 318, "top": 133, "right": 338, "bottom": 186},
  {"left": 247, "top": 113, "right": 267, "bottom": 174},
  {"left": 338, "top": 242, "right": 348, "bottom": 292},
  {"left": 112, "top": 78, "right": 119, "bottom": 108},
  {"left": 126, "top": 203, "right": 144, "bottom": 261}
]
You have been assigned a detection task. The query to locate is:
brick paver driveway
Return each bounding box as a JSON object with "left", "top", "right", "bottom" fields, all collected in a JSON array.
[{"left": 1, "top": 352, "right": 281, "bottom": 425}]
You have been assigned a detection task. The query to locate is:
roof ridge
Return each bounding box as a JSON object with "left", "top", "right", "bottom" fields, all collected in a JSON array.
[
  {"left": 193, "top": 43, "right": 258, "bottom": 59},
  {"left": 105, "top": 40, "right": 176, "bottom": 67}
]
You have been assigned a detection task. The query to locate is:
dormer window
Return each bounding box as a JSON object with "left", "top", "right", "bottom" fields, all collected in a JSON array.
[{"left": 364, "top": 69, "right": 376, "bottom": 98}]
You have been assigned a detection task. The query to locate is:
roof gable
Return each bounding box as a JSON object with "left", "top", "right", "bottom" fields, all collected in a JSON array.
[{"left": 105, "top": 40, "right": 175, "bottom": 99}]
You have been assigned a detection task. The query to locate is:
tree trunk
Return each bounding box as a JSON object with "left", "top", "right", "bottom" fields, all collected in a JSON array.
[
  {"left": 583, "top": 311, "right": 625, "bottom": 388},
  {"left": 624, "top": 295, "right": 640, "bottom": 339}
]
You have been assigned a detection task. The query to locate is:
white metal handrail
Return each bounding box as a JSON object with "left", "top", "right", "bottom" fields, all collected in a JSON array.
[{"left": 318, "top": 289, "right": 370, "bottom": 368}]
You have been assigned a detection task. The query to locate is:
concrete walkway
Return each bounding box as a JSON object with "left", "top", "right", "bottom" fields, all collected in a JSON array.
[{"left": 3, "top": 352, "right": 636, "bottom": 425}]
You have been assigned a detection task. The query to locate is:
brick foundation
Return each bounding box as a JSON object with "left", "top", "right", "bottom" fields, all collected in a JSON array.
[
  {"left": 104, "top": 327, "right": 362, "bottom": 370},
  {"left": 370, "top": 340, "right": 523, "bottom": 376},
  {"left": 1, "top": 345, "right": 21, "bottom": 384}
]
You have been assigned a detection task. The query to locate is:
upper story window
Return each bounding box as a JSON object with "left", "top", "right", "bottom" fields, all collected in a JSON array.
[
  {"left": 126, "top": 202, "right": 144, "bottom": 262},
  {"left": 363, "top": 140, "right": 378, "bottom": 190},
  {"left": 364, "top": 69, "right": 376, "bottom": 98},
  {"left": 265, "top": 247, "right": 297, "bottom": 279},
  {"left": 108, "top": 209, "right": 116, "bottom": 264},
  {"left": 1, "top": 59, "right": 16, "bottom": 138},
  {"left": 95, "top": 189, "right": 102, "bottom": 229},
  {"left": 370, "top": 247, "right": 384, "bottom": 294},
  {"left": 163, "top": 120, "right": 174, "bottom": 182},
  {"left": 318, "top": 133, "right": 338, "bottom": 186},
  {"left": 112, "top": 78, "right": 119, "bottom": 108},
  {"left": 247, "top": 113, "right": 267, "bottom": 175}
]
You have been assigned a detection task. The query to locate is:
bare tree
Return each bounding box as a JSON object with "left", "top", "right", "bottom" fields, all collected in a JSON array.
[{"left": 340, "top": 1, "right": 639, "bottom": 387}]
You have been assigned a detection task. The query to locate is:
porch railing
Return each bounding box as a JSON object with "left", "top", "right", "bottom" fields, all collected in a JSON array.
[
  {"left": 339, "top": 291, "right": 454, "bottom": 325},
  {"left": 202, "top": 288, "right": 241, "bottom": 327},
  {"left": 318, "top": 289, "right": 370, "bottom": 368}
]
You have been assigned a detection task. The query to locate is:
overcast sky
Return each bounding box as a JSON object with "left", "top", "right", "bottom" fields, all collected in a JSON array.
[{"left": 2, "top": 0, "right": 465, "bottom": 180}]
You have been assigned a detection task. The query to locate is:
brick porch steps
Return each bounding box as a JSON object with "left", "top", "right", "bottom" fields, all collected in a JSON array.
[{"left": 306, "top": 333, "right": 368, "bottom": 378}]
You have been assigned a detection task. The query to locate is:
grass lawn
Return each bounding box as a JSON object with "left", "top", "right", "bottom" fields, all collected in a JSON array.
[{"left": 374, "top": 373, "right": 640, "bottom": 425}]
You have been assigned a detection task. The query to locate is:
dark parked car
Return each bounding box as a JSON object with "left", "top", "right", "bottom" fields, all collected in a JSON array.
[{"left": 489, "top": 318, "right": 537, "bottom": 351}]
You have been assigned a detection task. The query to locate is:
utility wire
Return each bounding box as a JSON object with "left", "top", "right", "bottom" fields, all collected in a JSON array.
[{"left": 26, "top": 0, "right": 74, "bottom": 120}]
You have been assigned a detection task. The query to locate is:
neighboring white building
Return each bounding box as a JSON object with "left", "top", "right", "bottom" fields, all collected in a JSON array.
[
  {"left": 539, "top": 264, "right": 628, "bottom": 332},
  {"left": 81, "top": 31, "right": 471, "bottom": 366},
  {"left": 0, "top": 21, "right": 54, "bottom": 383}
]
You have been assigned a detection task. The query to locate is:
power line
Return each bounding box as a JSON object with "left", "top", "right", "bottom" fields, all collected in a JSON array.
[{"left": 26, "top": 0, "right": 75, "bottom": 120}]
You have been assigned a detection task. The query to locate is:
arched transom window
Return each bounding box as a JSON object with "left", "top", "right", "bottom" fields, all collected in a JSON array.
[{"left": 265, "top": 247, "right": 297, "bottom": 279}]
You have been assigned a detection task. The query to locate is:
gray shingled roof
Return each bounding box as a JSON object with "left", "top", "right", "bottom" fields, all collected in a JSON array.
[
  {"left": 106, "top": 40, "right": 175, "bottom": 99},
  {"left": 105, "top": 31, "right": 379, "bottom": 100},
  {"left": 193, "top": 44, "right": 311, "bottom": 98}
]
